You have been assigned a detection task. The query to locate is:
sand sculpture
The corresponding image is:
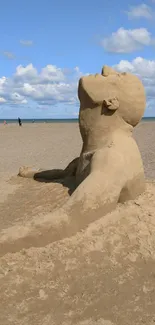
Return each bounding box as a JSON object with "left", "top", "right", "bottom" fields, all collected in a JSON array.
[{"left": 18, "top": 65, "right": 146, "bottom": 231}]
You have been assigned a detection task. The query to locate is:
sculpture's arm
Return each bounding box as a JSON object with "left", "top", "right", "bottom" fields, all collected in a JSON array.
[
  {"left": 65, "top": 148, "right": 126, "bottom": 224},
  {"left": 18, "top": 157, "right": 79, "bottom": 180}
]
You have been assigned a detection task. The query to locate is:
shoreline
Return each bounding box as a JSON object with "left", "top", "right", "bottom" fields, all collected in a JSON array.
[{"left": 0, "top": 117, "right": 155, "bottom": 124}]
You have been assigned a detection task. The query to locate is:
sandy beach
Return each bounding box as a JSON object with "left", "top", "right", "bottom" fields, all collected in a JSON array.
[
  {"left": 1, "top": 121, "right": 155, "bottom": 324},
  {"left": 0, "top": 122, "right": 82, "bottom": 180},
  {"left": 1, "top": 121, "right": 155, "bottom": 181}
]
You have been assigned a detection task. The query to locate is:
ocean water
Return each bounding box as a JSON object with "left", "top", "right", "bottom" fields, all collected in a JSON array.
[
  {"left": 0, "top": 118, "right": 78, "bottom": 124},
  {"left": 141, "top": 117, "right": 155, "bottom": 121},
  {"left": 0, "top": 117, "right": 155, "bottom": 124}
]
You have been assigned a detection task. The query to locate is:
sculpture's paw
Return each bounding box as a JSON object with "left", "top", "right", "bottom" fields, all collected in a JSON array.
[
  {"left": 18, "top": 166, "right": 27, "bottom": 177},
  {"left": 18, "top": 166, "right": 40, "bottom": 178}
]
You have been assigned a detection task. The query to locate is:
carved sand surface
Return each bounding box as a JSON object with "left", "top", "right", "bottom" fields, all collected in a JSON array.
[
  {"left": 0, "top": 66, "right": 155, "bottom": 324},
  {"left": 1, "top": 181, "right": 155, "bottom": 325}
]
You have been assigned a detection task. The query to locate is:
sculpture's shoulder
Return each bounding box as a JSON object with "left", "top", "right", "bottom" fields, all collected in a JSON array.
[
  {"left": 91, "top": 131, "right": 143, "bottom": 174},
  {"left": 111, "top": 130, "right": 142, "bottom": 161}
]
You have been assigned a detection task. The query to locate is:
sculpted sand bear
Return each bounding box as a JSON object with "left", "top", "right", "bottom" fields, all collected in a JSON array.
[{"left": 19, "top": 65, "right": 146, "bottom": 220}]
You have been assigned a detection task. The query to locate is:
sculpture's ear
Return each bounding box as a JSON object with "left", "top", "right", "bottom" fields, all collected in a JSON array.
[{"left": 103, "top": 97, "right": 119, "bottom": 111}]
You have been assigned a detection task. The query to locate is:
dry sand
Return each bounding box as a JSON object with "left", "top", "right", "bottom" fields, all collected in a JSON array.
[{"left": 0, "top": 121, "right": 155, "bottom": 325}]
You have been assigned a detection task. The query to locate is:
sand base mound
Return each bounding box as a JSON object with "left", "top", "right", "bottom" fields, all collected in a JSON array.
[{"left": 0, "top": 180, "right": 155, "bottom": 324}]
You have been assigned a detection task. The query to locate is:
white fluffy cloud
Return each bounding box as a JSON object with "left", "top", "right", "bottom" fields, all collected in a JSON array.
[
  {"left": 0, "top": 64, "right": 82, "bottom": 108},
  {"left": 2, "top": 51, "right": 15, "bottom": 59},
  {"left": 102, "top": 27, "right": 154, "bottom": 53},
  {"left": 0, "top": 97, "right": 6, "bottom": 104},
  {"left": 114, "top": 57, "right": 155, "bottom": 77},
  {"left": 0, "top": 59, "right": 155, "bottom": 116},
  {"left": 126, "top": 4, "right": 153, "bottom": 19},
  {"left": 20, "top": 40, "right": 33, "bottom": 46}
]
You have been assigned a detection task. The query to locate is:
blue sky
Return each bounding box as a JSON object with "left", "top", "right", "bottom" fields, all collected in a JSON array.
[{"left": 0, "top": 0, "right": 155, "bottom": 118}]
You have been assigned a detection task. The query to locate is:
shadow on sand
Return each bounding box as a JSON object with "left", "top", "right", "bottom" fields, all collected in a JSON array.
[{"left": 33, "top": 169, "right": 76, "bottom": 196}]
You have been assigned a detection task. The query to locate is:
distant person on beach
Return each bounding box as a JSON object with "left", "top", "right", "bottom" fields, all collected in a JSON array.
[
  {"left": 18, "top": 117, "right": 22, "bottom": 126},
  {"left": 3, "top": 120, "right": 7, "bottom": 125}
]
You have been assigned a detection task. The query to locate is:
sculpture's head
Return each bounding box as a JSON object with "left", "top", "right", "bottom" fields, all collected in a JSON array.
[{"left": 78, "top": 65, "right": 146, "bottom": 131}]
